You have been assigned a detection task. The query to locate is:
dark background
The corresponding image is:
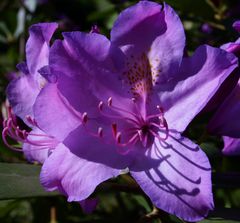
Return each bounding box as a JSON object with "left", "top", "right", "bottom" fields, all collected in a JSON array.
[{"left": 0, "top": 0, "right": 240, "bottom": 222}]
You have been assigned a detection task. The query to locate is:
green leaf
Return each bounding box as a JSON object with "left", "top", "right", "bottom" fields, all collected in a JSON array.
[
  {"left": 0, "top": 163, "right": 58, "bottom": 200},
  {"left": 14, "top": 8, "right": 26, "bottom": 38},
  {"left": 199, "top": 208, "right": 240, "bottom": 223},
  {"left": 23, "top": 0, "right": 37, "bottom": 13},
  {"left": 199, "top": 219, "right": 240, "bottom": 223}
]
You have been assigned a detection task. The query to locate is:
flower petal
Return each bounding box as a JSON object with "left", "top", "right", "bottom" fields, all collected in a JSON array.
[
  {"left": 40, "top": 144, "right": 119, "bottom": 201},
  {"left": 7, "top": 75, "right": 39, "bottom": 123},
  {"left": 26, "top": 23, "right": 58, "bottom": 77},
  {"left": 221, "top": 38, "right": 240, "bottom": 55},
  {"left": 33, "top": 83, "right": 81, "bottom": 140},
  {"left": 159, "top": 45, "right": 238, "bottom": 132},
  {"left": 233, "top": 21, "right": 240, "bottom": 32},
  {"left": 23, "top": 128, "right": 58, "bottom": 164},
  {"left": 48, "top": 39, "right": 100, "bottom": 114},
  {"left": 148, "top": 3, "right": 186, "bottom": 83},
  {"left": 63, "top": 125, "right": 158, "bottom": 170},
  {"left": 222, "top": 136, "right": 240, "bottom": 155},
  {"left": 111, "top": 2, "right": 185, "bottom": 83},
  {"left": 111, "top": 1, "right": 163, "bottom": 46},
  {"left": 63, "top": 125, "right": 134, "bottom": 170},
  {"left": 208, "top": 82, "right": 240, "bottom": 137},
  {"left": 131, "top": 134, "right": 213, "bottom": 222},
  {"left": 49, "top": 34, "right": 136, "bottom": 117}
]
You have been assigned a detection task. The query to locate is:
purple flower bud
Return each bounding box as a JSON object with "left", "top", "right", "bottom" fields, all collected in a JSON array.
[{"left": 201, "top": 23, "right": 213, "bottom": 34}]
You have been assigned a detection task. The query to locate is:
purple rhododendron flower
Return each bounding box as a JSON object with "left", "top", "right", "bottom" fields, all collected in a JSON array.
[
  {"left": 22, "top": 1, "right": 238, "bottom": 221},
  {"left": 209, "top": 82, "right": 240, "bottom": 138},
  {"left": 201, "top": 23, "right": 213, "bottom": 34},
  {"left": 208, "top": 20, "right": 240, "bottom": 155},
  {"left": 3, "top": 23, "right": 58, "bottom": 162},
  {"left": 208, "top": 81, "right": 240, "bottom": 155},
  {"left": 2, "top": 22, "right": 96, "bottom": 213},
  {"left": 222, "top": 137, "right": 240, "bottom": 156},
  {"left": 233, "top": 20, "right": 240, "bottom": 32},
  {"left": 203, "top": 21, "right": 240, "bottom": 113},
  {"left": 6, "top": 23, "right": 57, "bottom": 124}
]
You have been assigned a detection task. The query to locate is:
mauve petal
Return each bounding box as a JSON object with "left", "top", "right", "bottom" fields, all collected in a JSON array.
[
  {"left": 61, "top": 32, "right": 125, "bottom": 73},
  {"left": 16, "top": 62, "right": 29, "bottom": 75},
  {"left": 49, "top": 35, "right": 135, "bottom": 117},
  {"left": 111, "top": 1, "right": 164, "bottom": 48},
  {"left": 26, "top": 23, "right": 58, "bottom": 77},
  {"left": 159, "top": 45, "right": 238, "bottom": 132},
  {"left": 33, "top": 83, "right": 81, "bottom": 140},
  {"left": 49, "top": 39, "right": 99, "bottom": 114},
  {"left": 40, "top": 144, "right": 119, "bottom": 202},
  {"left": 23, "top": 128, "right": 58, "bottom": 164},
  {"left": 221, "top": 42, "right": 240, "bottom": 55},
  {"left": 222, "top": 137, "right": 240, "bottom": 155},
  {"left": 63, "top": 126, "right": 134, "bottom": 170},
  {"left": 111, "top": 2, "right": 185, "bottom": 83},
  {"left": 7, "top": 23, "right": 57, "bottom": 123},
  {"left": 131, "top": 134, "right": 213, "bottom": 222},
  {"left": 221, "top": 37, "right": 240, "bottom": 51},
  {"left": 38, "top": 66, "right": 57, "bottom": 83},
  {"left": 148, "top": 3, "right": 185, "bottom": 83},
  {"left": 7, "top": 75, "right": 39, "bottom": 123},
  {"left": 203, "top": 69, "right": 240, "bottom": 113},
  {"left": 208, "top": 82, "right": 240, "bottom": 137},
  {"left": 64, "top": 125, "right": 158, "bottom": 170},
  {"left": 23, "top": 142, "right": 48, "bottom": 164}
]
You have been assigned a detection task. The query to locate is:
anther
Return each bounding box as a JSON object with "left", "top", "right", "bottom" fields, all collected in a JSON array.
[
  {"left": 98, "top": 127, "right": 103, "bottom": 137},
  {"left": 82, "top": 112, "right": 88, "bottom": 124},
  {"left": 26, "top": 115, "right": 38, "bottom": 126},
  {"left": 98, "top": 101, "right": 104, "bottom": 111},
  {"left": 131, "top": 97, "right": 136, "bottom": 103},
  {"left": 107, "top": 97, "right": 112, "bottom": 106},
  {"left": 111, "top": 123, "right": 117, "bottom": 137},
  {"left": 137, "top": 130, "right": 143, "bottom": 142},
  {"left": 156, "top": 105, "right": 164, "bottom": 113},
  {"left": 90, "top": 25, "right": 100, "bottom": 34},
  {"left": 116, "top": 132, "right": 121, "bottom": 144}
]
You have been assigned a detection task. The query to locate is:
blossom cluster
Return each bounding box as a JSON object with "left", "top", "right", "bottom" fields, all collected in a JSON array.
[{"left": 2, "top": 1, "right": 240, "bottom": 222}]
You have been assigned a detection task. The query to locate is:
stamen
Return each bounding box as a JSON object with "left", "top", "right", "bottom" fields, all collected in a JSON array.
[
  {"left": 82, "top": 112, "right": 88, "bottom": 124},
  {"left": 98, "top": 101, "right": 104, "bottom": 111},
  {"left": 115, "top": 133, "right": 139, "bottom": 155},
  {"left": 156, "top": 105, "right": 164, "bottom": 114},
  {"left": 116, "top": 132, "right": 121, "bottom": 144},
  {"left": 112, "top": 123, "right": 117, "bottom": 137},
  {"left": 104, "top": 97, "right": 143, "bottom": 123},
  {"left": 107, "top": 97, "right": 112, "bottom": 106},
  {"left": 142, "top": 132, "right": 148, "bottom": 148},
  {"left": 137, "top": 130, "right": 143, "bottom": 141},
  {"left": 131, "top": 97, "right": 136, "bottom": 103},
  {"left": 99, "top": 107, "right": 139, "bottom": 125},
  {"left": 98, "top": 127, "right": 103, "bottom": 137},
  {"left": 26, "top": 115, "right": 38, "bottom": 127},
  {"left": 2, "top": 128, "right": 23, "bottom": 152},
  {"left": 2, "top": 106, "right": 59, "bottom": 154}
]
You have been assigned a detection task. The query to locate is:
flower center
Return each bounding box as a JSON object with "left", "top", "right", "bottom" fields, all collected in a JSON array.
[
  {"left": 80, "top": 97, "right": 169, "bottom": 154},
  {"left": 141, "top": 124, "right": 149, "bottom": 135}
]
